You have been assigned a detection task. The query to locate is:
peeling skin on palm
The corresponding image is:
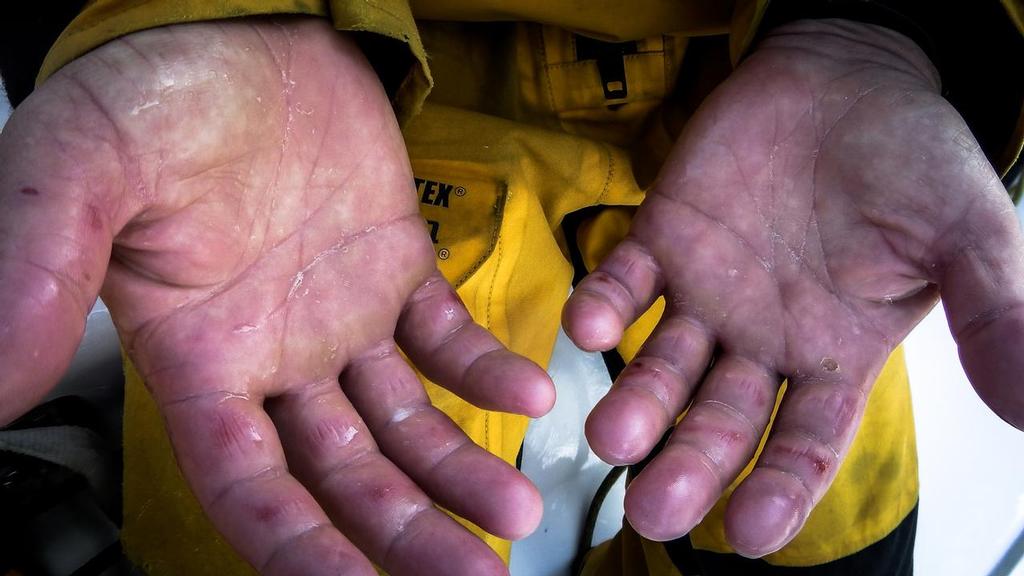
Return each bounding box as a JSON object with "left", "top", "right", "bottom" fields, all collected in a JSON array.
[{"left": 820, "top": 357, "right": 839, "bottom": 373}]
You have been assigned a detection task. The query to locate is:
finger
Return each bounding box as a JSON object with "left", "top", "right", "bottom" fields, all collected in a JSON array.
[
  {"left": 723, "top": 374, "right": 869, "bottom": 557},
  {"left": 343, "top": 341, "right": 543, "bottom": 540},
  {"left": 0, "top": 88, "right": 131, "bottom": 424},
  {"left": 934, "top": 187, "right": 1024, "bottom": 429},
  {"left": 585, "top": 315, "right": 714, "bottom": 465},
  {"left": 261, "top": 526, "right": 376, "bottom": 576},
  {"left": 268, "top": 375, "right": 508, "bottom": 576},
  {"left": 623, "top": 356, "right": 778, "bottom": 541},
  {"left": 563, "top": 238, "right": 664, "bottom": 351},
  {"left": 160, "top": 392, "right": 376, "bottom": 576},
  {"left": 396, "top": 271, "right": 554, "bottom": 418}
]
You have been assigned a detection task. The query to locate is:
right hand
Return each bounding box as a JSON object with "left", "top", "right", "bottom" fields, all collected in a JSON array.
[{"left": 0, "top": 18, "right": 554, "bottom": 575}]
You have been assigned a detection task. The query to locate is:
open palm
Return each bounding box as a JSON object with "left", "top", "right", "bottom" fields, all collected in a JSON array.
[
  {"left": 0, "top": 18, "right": 553, "bottom": 576},
  {"left": 564, "top": 19, "right": 1024, "bottom": 556}
]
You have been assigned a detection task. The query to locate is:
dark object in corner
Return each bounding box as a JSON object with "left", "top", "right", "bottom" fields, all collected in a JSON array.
[{"left": 0, "top": 2, "right": 88, "bottom": 107}]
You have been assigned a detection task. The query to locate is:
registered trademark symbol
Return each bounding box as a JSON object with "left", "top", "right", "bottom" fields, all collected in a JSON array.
[
  {"left": 454, "top": 186, "right": 466, "bottom": 197},
  {"left": 438, "top": 248, "right": 451, "bottom": 260}
]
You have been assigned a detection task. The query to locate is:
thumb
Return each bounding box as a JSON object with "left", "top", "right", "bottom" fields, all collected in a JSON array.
[
  {"left": 0, "top": 83, "right": 127, "bottom": 425},
  {"left": 937, "top": 179, "right": 1024, "bottom": 430}
]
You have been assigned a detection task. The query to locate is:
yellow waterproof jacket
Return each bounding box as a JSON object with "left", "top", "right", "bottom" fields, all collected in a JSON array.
[{"left": 37, "top": 1, "right": 1024, "bottom": 575}]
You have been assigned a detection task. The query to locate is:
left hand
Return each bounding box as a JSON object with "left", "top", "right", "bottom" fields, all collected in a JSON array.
[
  {"left": 563, "top": 18, "right": 1024, "bottom": 556},
  {"left": 0, "top": 19, "right": 551, "bottom": 575}
]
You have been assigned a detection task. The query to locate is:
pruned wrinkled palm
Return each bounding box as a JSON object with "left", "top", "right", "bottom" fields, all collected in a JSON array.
[
  {"left": 564, "top": 19, "right": 1024, "bottom": 556},
  {"left": 0, "top": 18, "right": 554, "bottom": 576}
]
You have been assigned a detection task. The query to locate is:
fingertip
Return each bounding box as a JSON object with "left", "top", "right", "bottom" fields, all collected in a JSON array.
[
  {"left": 465, "top": 448, "right": 544, "bottom": 541},
  {"left": 562, "top": 293, "right": 624, "bottom": 352},
  {"left": 624, "top": 487, "right": 678, "bottom": 542},
  {"left": 585, "top": 392, "right": 662, "bottom": 465},
  {"left": 459, "top": 466, "right": 542, "bottom": 542},
  {"left": 521, "top": 361, "right": 557, "bottom": 419},
  {"left": 465, "top": 349, "right": 556, "bottom": 417},
  {"left": 527, "top": 382, "right": 557, "bottom": 419},
  {"left": 448, "top": 445, "right": 544, "bottom": 541},
  {"left": 495, "top": 474, "right": 544, "bottom": 541},
  {"left": 621, "top": 445, "right": 720, "bottom": 542},
  {"left": 724, "top": 470, "right": 809, "bottom": 558}
]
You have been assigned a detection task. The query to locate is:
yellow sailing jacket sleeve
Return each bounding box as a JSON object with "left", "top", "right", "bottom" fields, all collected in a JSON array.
[{"left": 37, "top": 0, "right": 1024, "bottom": 179}]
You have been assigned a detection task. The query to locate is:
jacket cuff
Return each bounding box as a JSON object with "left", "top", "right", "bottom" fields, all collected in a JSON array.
[{"left": 326, "top": 0, "right": 431, "bottom": 125}]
